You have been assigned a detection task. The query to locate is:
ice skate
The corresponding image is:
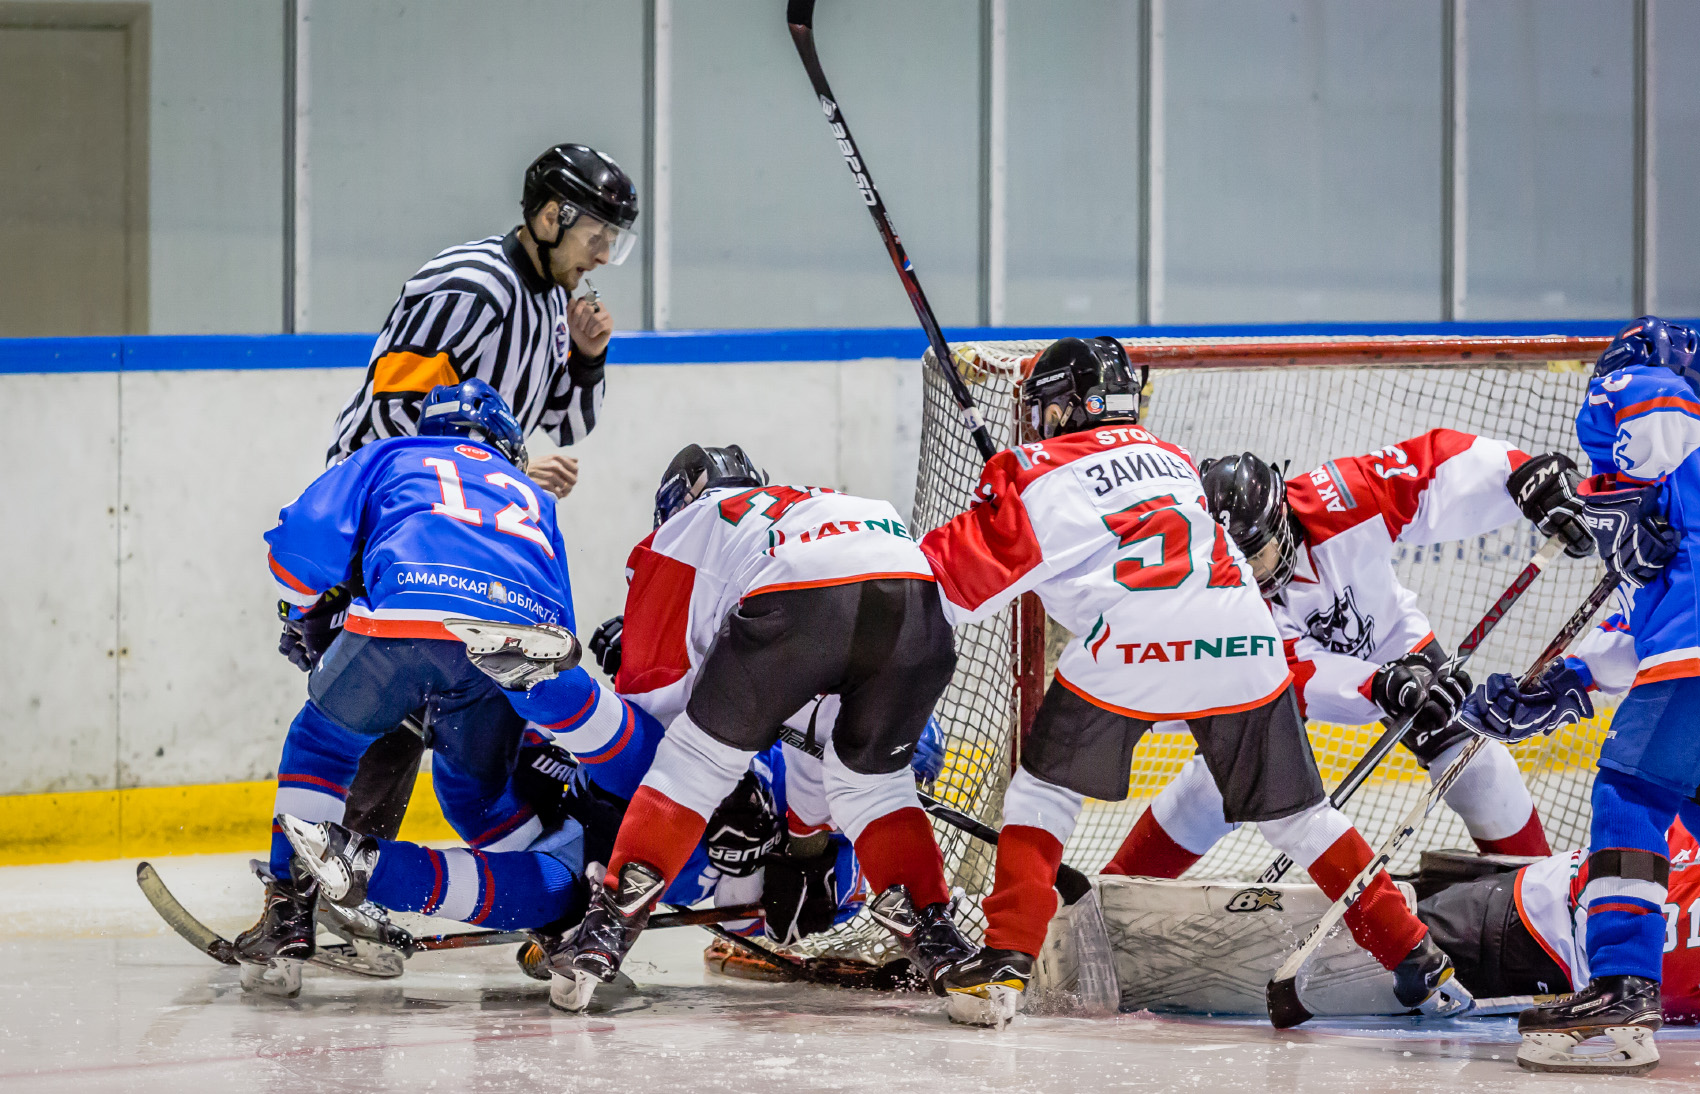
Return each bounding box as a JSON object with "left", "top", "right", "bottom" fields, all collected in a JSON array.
[
  {"left": 443, "top": 617, "right": 581, "bottom": 690},
  {"left": 234, "top": 865, "right": 318, "bottom": 998},
  {"left": 1391, "top": 934, "right": 1474, "bottom": 1018},
  {"left": 939, "top": 947, "right": 1032, "bottom": 1030},
  {"left": 547, "top": 861, "right": 666, "bottom": 1011},
  {"left": 315, "top": 896, "right": 410, "bottom": 979},
  {"left": 866, "top": 885, "right": 975, "bottom": 993},
  {"left": 277, "top": 814, "right": 380, "bottom": 907},
  {"left": 1516, "top": 975, "right": 1662, "bottom": 1075}
]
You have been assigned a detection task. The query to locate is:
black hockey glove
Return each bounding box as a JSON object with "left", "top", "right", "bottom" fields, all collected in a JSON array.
[
  {"left": 704, "top": 771, "right": 783, "bottom": 878},
  {"left": 1507, "top": 452, "right": 1592, "bottom": 559},
  {"left": 1582, "top": 478, "right": 1680, "bottom": 589},
  {"left": 277, "top": 586, "right": 351, "bottom": 673},
  {"left": 512, "top": 737, "right": 578, "bottom": 829},
  {"left": 1368, "top": 652, "right": 1436, "bottom": 722},
  {"left": 589, "top": 615, "right": 623, "bottom": 679},
  {"left": 1460, "top": 659, "right": 1593, "bottom": 743},
  {"left": 761, "top": 848, "right": 840, "bottom": 946},
  {"left": 1411, "top": 659, "right": 1472, "bottom": 739}
]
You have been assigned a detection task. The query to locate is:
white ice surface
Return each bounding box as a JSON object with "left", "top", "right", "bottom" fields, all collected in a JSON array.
[{"left": 2, "top": 852, "right": 1698, "bottom": 1092}]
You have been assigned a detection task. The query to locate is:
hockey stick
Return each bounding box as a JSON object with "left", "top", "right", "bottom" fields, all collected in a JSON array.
[
  {"left": 787, "top": 0, "right": 997, "bottom": 462},
  {"left": 1256, "top": 534, "right": 1568, "bottom": 884},
  {"left": 917, "top": 789, "right": 1093, "bottom": 904},
  {"left": 137, "top": 861, "right": 757, "bottom": 964},
  {"left": 776, "top": 723, "right": 1095, "bottom": 903},
  {"left": 1266, "top": 568, "right": 1617, "bottom": 1028}
]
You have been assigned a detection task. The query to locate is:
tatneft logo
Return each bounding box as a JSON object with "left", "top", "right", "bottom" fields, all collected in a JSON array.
[{"left": 1112, "top": 635, "right": 1279, "bottom": 664}]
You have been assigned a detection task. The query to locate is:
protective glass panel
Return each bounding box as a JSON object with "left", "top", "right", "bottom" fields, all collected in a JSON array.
[
  {"left": 1465, "top": 0, "right": 1634, "bottom": 319},
  {"left": 1654, "top": 0, "right": 1700, "bottom": 317},
  {"left": 307, "top": 1, "right": 645, "bottom": 333},
  {"left": 668, "top": 0, "right": 980, "bottom": 329},
  {"left": 1164, "top": 0, "right": 1444, "bottom": 323},
  {"left": 1003, "top": 0, "right": 1142, "bottom": 326}
]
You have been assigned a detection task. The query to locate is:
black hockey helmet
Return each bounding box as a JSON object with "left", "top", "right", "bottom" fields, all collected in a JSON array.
[
  {"left": 1199, "top": 453, "right": 1299, "bottom": 597},
  {"left": 1022, "top": 337, "right": 1145, "bottom": 439},
  {"left": 522, "top": 143, "right": 640, "bottom": 277},
  {"left": 654, "top": 444, "right": 767, "bottom": 528}
]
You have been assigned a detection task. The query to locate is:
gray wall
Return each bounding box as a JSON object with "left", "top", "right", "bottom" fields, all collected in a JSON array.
[{"left": 22, "top": 0, "right": 1697, "bottom": 336}]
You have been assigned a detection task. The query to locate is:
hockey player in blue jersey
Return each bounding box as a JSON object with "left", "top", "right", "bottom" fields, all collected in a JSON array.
[
  {"left": 235, "top": 379, "right": 610, "bottom": 993},
  {"left": 1459, "top": 316, "right": 1700, "bottom": 1075}
]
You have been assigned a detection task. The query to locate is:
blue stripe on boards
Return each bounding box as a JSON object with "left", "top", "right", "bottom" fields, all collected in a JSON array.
[{"left": 0, "top": 319, "right": 1667, "bottom": 376}]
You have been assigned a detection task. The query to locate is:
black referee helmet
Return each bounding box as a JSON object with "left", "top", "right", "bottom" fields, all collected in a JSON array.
[{"left": 523, "top": 144, "right": 639, "bottom": 281}]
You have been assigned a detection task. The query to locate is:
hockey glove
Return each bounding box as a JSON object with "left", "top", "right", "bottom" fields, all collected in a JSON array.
[
  {"left": 1580, "top": 478, "right": 1680, "bottom": 588},
  {"left": 589, "top": 615, "right": 623, "bottom": 679},
  {"left": 1411, "top": 660, "right": 1472, "bottom": 739},
  {"left": 1459, "top": 659, "right": 1593, "bottom": 743},
  {"left": 761, "top": 847, "right": 840, "bottom": 946},
  {"left": 1507, "top": 452, "right": 1592, "bottom": 559},
  {"left": 276, "top": 585, "right": 351, "bottom": 673},
  {"left": 512, "top": 737, "right": 578, "bottom": 829},
  {"left": 1368, "top": 652, "right": 1436, "bottom": 721},
  {"left": 911, "top": 715, "right": 946, "bottom": 786},
  {"left": 704, "top": 771, "right": 783, "bottom": 878}
]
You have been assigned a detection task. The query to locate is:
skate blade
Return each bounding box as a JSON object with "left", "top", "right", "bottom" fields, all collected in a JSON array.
[
  {"left": 944, "top": 984, "right": 1023, "bottom": 1030},
  {"left": 1516, "top": 1026, "right": 1660, "bottom": 1076},
  {"left": 443, "top": 618, "right": 579, "bottom": 663},
  {"left": 549, "top": 969, "right": 600, "bottom": 1012},
  {"left": 239, "top": 957, "right": 304, "bottom": 998},
  {"left": 312, "top": 939, "right": 405, "bottom": 979}
]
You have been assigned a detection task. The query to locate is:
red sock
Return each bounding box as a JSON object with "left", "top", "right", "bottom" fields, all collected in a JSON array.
[
  {"left": 1305, "top": 829, "right": 1427, "bottom": 970},
  {"left": 982, "top": 825, "right": 1064, "bottom": 957},
  {"left": 605, "top": 786, "right": 708, "bottom": 888},
  {"left": 1474, "top": 807, "right": 1551, "bottom": 857},
  {"left": 1103, "top": 809, "right": 1202, "bottom": 878},
  {"left": 852, "top": 807, "right": 949, "bottom": 908}
]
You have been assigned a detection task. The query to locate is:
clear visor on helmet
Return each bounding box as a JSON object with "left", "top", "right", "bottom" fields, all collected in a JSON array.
[
  {"left": 560, "top": 202, "right": 638, "bottom": 266},
  {"left": 1024, "top": 374, "right": 1080, "bottom": 439},
  {"left": 1244, "top": 516, "right": 1297, "bottom": 597}
]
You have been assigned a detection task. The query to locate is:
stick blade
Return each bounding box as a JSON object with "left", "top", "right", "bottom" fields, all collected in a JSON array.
[
  {"left": 136, "top": 861, "right": 240, "bottom": 965},
  {"left": 1266, "top": 975, "right": 1313, "bottom": 1029}
]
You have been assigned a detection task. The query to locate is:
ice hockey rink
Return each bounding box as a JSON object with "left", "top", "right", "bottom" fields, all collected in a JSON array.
[{"left": 1, "top": 852, "right": 1693, "bottom": 1093}]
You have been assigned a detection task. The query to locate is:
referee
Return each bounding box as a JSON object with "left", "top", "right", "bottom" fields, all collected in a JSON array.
[
  {"left": 326, "top": 142, "right": 639, "bottom": 497},
  {"left": 307, "top": 142, "right": 638, "bottom": 842}
]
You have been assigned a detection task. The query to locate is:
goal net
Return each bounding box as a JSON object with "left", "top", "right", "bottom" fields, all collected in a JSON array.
[{"left": 913, "top": 332, "right": 1615, "bottom": 908}]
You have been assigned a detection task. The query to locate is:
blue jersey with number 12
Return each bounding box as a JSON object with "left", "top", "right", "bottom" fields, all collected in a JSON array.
[{"left": 265, "top": 436, "right": 574, "bottom": 640}]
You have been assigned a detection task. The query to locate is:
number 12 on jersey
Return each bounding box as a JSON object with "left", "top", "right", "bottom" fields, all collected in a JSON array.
[{"left": 423, "top": 457, "right": 554, "bottom": 558}]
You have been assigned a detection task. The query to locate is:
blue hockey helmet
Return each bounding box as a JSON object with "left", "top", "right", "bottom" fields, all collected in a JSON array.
[
  {"left": 654, "top": 443, "right": 765, "bottom": 528},
  {"left": 1593, "top": 316, "right": 1700, "bottom": 384},
  {"left": 418, "top": 379, "right": 528, "bottom": 468}
]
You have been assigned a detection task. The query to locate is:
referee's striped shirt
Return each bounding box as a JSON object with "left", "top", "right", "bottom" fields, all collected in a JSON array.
[{"left": 326, "top": 229, "right": 606, "bottom": 465}]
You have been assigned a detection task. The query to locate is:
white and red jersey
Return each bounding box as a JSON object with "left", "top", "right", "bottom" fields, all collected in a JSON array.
[
  {"left": 1277, "top": 429, "right": 1531, "bottom": 724},
  {"left": 1513, "top": 820, "right": 1700, "bottom": 1020},
  {"left": 613, "top": 485, "right": 932, "bottom": 730},
  {"left": 921, "top": 426, "right": 1287, "bottom": 720}
]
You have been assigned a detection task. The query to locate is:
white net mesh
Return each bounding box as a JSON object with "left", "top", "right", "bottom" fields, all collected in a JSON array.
[
  {"left": 782, "top": 332, "right": 1612, "bottom": 966},
  {"left": 915, "top": 335, "right": 1612, "bottom": 904}
]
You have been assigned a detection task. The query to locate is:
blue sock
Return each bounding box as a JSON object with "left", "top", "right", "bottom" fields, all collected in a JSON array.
[
  {"left": 270, "top": 701, "right": 374, "bottom": 881},
  {"left": 366, "top": 839, "right": 584, "bottom": 931},
  {"left": 1584, "top": 767, "right": 1680, "bottom": 980}
]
